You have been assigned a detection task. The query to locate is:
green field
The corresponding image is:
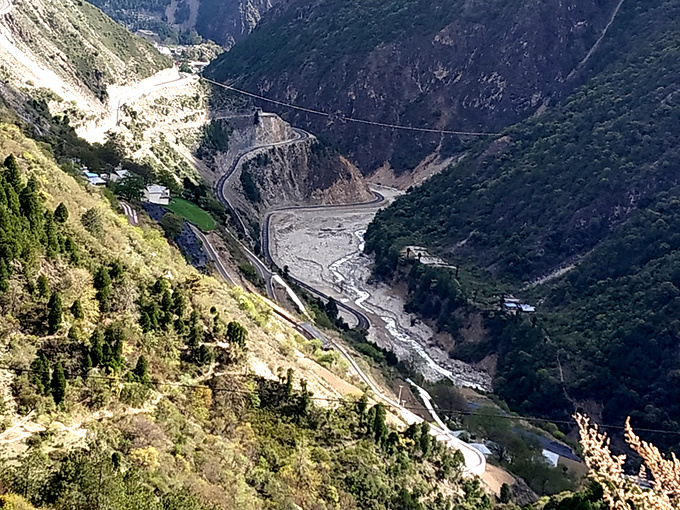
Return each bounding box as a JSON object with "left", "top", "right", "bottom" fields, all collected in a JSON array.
[{"left": 164, "top": 198, "right": 216, "bottom": 231}]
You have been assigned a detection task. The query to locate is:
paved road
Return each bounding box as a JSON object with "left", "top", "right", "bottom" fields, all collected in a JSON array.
[
  {"left": 119, "top": 201, "right": 139, "bottom": 226},
  {"left": 215, "top": 127, "right": 311, "bottom": 239},
  {"left": 0, "top": 0, "right": 11, "bottom": 15},
  {"left": 214, "top": 127, "right": 313, "bottom": 299},
  {"left": 210, "top": 126, "right": 484, "bottom": 474},
  {"left": 189, "top": 225, "right": 237, "bottom": 285},
  {"left": 407, "top": 379, "right": 486, "bottom": 476}
]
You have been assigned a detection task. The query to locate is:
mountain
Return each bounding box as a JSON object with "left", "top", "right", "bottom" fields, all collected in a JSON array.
[
  {"left": 0, "top": 0, "right": 169, "bottom": 105},
  {"left": 88, "top": 0, "right": 285, "bottom": 47},
  {"left": 0, "top": 3, "right": 492, "bottom": 508},
  {"left": 206, "top": 0, "right": 625, "bottom": 175},
  {"left": 365, "top": 0, "right": 680, "bottom": 443}
]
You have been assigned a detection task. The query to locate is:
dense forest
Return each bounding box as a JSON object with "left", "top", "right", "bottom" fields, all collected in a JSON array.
[{"left": 365, "top": 0, "right": 680, "bottom": 445}]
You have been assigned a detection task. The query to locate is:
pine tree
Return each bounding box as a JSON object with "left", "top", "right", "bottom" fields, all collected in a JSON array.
[
  {"left": 93, "top": 266, "right": 111, "bottom": 305},
  {"left": 172, "top": 290, "right": 186, "bottom": 317},
  {"left": 373, "top": 403, "right": 387, "bottom": 444},
  {"left": 50, "top": 361, "right": 66, "bottom": 405},
  {"left": 64, "top": 237, "right": 79, "bottom": 264},
  {"left": 3, "top": 154, "right": 21, "bottom": 191},
  {"left": 0, "top": 259, "right": 9, "bottom": 293},
  {"left": 30, "top": 351, "right": 50, "bottom": 396},
  {"left": 47, "top": 292, "right": 63, "bottom": 334},
  {"left": 81, "top": 207, "right": 103, "bottom": 237},
  {"left": 132, "top": 355, "right": 150, "bottom": 384},
  {"left": 226, "top": 321, "right": 248, "bottom": 349},
  {"left": 194, "top": 344, "right": 213, "bottom": 366},
  {"left": 4, "top": 180, "right": 19, "bottom": 215},
  {"left": 90, "top": 330, "right": 103, "bottom": 367},
  {"left": 36, "top": 274, "right": 49, "bottom": 299},
  {"left": 19, "top": 177, "right": 43, "bottom": 230},
  {"left": 285, "top": 368, "right": 294, "bottom": 400},
  {"left": 70, "top": 299, "right": 84, "bottom": 320},
  {"left": 43, "top": 211, "right": 59, "bottom": 258},
  {"left": 54, "top": 202, "right": 69, "bottom": 223}
]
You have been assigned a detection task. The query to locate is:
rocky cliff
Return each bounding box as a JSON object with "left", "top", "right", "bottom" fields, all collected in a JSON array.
[
  {"left": 195, "top": 0, "right": 286, "bottom": 46},
  {"left": 207, "top": 0, "right": 624, "bottom": 174},
  {"left": 214, "top": 113, "right": 372, "bottom": 229}
]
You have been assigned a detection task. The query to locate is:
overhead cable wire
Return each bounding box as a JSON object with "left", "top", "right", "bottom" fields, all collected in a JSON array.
[{"left": 201, "top": 77, "right": 500, "bottom": 137}]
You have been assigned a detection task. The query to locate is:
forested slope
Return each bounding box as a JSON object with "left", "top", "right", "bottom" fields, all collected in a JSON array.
[
  {"left": 207, "top": 0, "right": 622, "bottom": 174},
  {"left": 365, "top": 0, "right": 680, "bottom": 443},
  {"left": 0, "top": 103, "right": 490, "bottom": 509}
]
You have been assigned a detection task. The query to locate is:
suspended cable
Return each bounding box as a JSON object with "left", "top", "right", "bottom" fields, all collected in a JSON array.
[{"left": 200, "top": 77, "right": 499, "bottom": 137}]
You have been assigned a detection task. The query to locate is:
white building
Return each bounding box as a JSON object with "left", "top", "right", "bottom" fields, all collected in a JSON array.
[
  {"left": 109, "top": 169, "right": 129, "bottom": 182},
  {"left": 84, "top": 171, "right": 105, "bottom": 186},
  {"left": 143, "top": 184, "right": 171, "bottom": 205}
]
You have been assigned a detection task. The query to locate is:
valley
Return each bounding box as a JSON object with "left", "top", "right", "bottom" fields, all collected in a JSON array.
[
  {"left": 0, "top": 0, "right": 676, "bottom": 508},
  {"left": 267, "top": 188, "right": 492, "bottom": 391}
]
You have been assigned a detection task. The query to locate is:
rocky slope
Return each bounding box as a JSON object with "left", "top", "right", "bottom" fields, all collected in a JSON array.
[
  {"left": 211, "top": 113, "right": 372, "bottom": 230},
  {"left": 207, "top": 0, "right": 624, "bottom": 175},
  {"left": 0, "top": 0, "right": 169, "bottom": 121}
]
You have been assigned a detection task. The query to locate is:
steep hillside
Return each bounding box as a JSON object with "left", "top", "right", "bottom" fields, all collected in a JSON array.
[
  {"left": 0, "top": 0, "right": 169, "bottom": 107},
  {"left": 207, "top": 0, "right": 623, "bottom": 174},
  {"left": 0, "top": 115, "right": 495, "bottom": 510},
  {"left": 89, "top": 0, "right": 285, "bottom": 46},
  {"left": 365, "top": 0, "right": 680, "bottom": 443}
]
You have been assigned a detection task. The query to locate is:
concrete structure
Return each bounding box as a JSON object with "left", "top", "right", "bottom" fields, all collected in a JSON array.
[
  {"left": 84, "top": 171, "right": 105, "bottom": 186},
  {"left": 109, "top": 169, "right": 129, "bottom": 182},
  {"left": 143, "top": 184, "right": 170, "bottom": 205}
]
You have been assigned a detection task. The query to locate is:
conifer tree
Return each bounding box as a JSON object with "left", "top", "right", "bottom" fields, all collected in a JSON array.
[
  {"left": 3, "top": 154, "right": 21, "bottom": 191},
  {"left": 4, "top": 180, "right": 19, "bottom": 215},
  {"left": 54, "top": 202, "right": 69, "bottom": 223},
  {"left": 31, "top": 351, "right": 50, "bottom": 396},
  {"left": 93, "top": 266, "right": 111, "bottom": 305},
  {"left": 19, "top": 177, "right": 43, "bottom": 230},
  {"left": 50, "top": 361, "right": 66, "bottom": 405},
  {"left": 132, "top": 355, "right": 150, "bottom": 384},
  {"left": 70, "top": 299, "right": 84, "bottom": 320},
  {"left": 172, "top": 289, "right": 186, "bottom": 317},
  {"left": 36, "top": 274, "right": 49, "bottom": 299},
  {"left": 0, "top": 259, "right": 9, "bottom": 293},
  {"left": 226, "top": 321, "right": 248, "bottom": 349},
  {"left": 64, "top": 237, "right": 79, "bottom": 264},
  {"left": 90, "top": 330, "right": 104, "bottom": 367},
  {"left": 47, "top": 292, "right": 63, "bottom": 334},
  {"left": 373, "top": 403, "right": 387, "bottom": 444}
]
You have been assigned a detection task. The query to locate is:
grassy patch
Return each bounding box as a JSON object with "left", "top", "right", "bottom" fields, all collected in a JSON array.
[{"left": 164, "top": 198, "right": 216, "bottom": 231}]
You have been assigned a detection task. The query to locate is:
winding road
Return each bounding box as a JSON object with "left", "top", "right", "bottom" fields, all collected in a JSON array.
[
  {"left": 215, "top": 127, "right": 312, "bottom": 239},
  {"left": 211, "top": 119, "right": 486, "bottom": 476},
  {"left": 188, "top": 225, "right": 237, "bottom": 285}
]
